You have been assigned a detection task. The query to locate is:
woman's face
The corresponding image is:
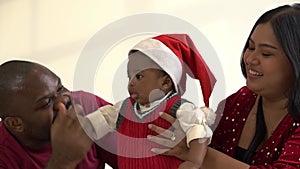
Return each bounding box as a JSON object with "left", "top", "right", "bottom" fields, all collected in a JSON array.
[{"left": 243, "top": 22, "right": 295, "bottom": 99}]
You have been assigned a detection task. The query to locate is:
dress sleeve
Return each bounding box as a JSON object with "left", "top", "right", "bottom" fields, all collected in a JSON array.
[
  {"left": 176, "top": 102, "right": 215, "bottom": 147},
  {"left": 86, "top": 101, "right": 123, "bottom": 140},
  {"left": 249, "top": 125, "right": 300, "bottom": 169}
]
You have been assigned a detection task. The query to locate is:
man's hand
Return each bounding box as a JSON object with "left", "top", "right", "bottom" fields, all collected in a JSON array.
[{"left": 46, "top": 103, "right": 93, "bottom": 169}]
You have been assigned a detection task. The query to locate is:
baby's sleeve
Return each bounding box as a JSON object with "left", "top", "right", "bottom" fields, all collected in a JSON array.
[
  {"left": 176, "top": 102, "right": 215, "bottom": 147},
  {"left": 86, "top": 101, "right": 123, "bottom": 140}
]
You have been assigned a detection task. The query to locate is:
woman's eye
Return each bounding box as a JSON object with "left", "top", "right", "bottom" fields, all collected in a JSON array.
[{"left": 262, "top": 53, "right": 272, "bottom": 57}]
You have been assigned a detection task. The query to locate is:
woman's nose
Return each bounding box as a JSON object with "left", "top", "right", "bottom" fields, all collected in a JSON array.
[{"left": 245, "top": 52, "right": 259, "bottom": 65}]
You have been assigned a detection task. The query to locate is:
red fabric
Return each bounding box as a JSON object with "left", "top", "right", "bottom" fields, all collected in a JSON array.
[
  {"left": 211, "top": 86, "right": 300, "bottom": 168},
  {"left": 117, "top": 96, "right": 183, "bottom": 169},
  {"left": 154, "top": 34, "right": 216, "bottom": 107},
  {"left": 71, "top": 90, "right": 112, "bottom": 115},
  {"left": 0, "top": 91, "right": 117, "bottom": 169}
]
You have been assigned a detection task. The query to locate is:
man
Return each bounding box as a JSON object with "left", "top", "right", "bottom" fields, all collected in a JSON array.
[{"left": 0, "top": 60, "right": 117, "bottom": 169}]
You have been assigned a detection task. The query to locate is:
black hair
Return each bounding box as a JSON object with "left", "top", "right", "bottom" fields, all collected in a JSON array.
[
  {"left": 239, "top": 4, "right": 300, "bottom": 164},
  {"left": 240, "top": 3, "right": 300, "bottom": 120}
]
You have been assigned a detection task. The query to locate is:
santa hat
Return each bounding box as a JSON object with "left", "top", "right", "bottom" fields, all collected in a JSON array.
[{"left": 129, "top": 34, "right": 216, "bottom": 107}]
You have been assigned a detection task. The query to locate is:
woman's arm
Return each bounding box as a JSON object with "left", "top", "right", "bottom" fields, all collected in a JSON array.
[
  {"left": 147, "top": 112, "right": 189, "bottom": 161},
  {"left": 201, "top": 148, "right": 249, "bottom": 169},
  {"left": 148, "top": 112, "right": 250, "bottom": 169}
]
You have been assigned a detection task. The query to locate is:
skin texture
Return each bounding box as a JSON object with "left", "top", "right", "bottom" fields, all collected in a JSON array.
[
  {"left": 3, "top": 66, "right": 68, "bottom": 149},
  {"left": 0, "top": 61, "right": 93, "bottom": 169},
  {"left": 243, "top": 23, "right": 295, "bottom": 100}
]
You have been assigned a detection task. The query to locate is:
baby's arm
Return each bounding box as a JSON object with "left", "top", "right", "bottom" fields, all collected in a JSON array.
[
  {"left": 176, "top": 103, "right": 215, "bottom": 168},
  {"left": 85, "top": 101, "right": 123, "bottom": 140}
]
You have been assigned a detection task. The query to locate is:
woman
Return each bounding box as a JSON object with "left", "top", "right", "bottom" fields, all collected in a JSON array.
[{"left": 148, "top": 3, "right": 300, "bottom": 168}]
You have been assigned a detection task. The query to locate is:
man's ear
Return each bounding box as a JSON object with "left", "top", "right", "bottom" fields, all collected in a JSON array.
[{"left": 4, "top": 117, "right": 24, "bottom": 132}]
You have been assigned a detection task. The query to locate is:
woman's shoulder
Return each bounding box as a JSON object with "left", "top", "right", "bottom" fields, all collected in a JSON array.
[
  {"left": 226, "top": 86, "right": 257, "bottom": 104},
  {"left": 215, "top": 86, "right": 257, "bottom": 116},
  {"left": 230, "top": 86, "right": 255, "bottom": 97}
]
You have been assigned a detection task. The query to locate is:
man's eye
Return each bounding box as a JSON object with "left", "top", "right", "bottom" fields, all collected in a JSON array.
[
  {"left": 57, "top": 85, "right": 64, "bottom": 93},
  {"left": 41, "top": 98, "right": 52, "bottom": 108}
]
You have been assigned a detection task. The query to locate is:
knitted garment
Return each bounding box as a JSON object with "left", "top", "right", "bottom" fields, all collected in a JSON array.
[{"left": 116, "top": 95, "right": 184, "bottom": 169}]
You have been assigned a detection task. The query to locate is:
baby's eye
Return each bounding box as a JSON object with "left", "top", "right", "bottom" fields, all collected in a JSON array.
[{"left": 136, "top": 74, "right": 143, "bottom": 80}]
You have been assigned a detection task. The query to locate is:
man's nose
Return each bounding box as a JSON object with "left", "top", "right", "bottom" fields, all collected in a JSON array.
[{"left": 54, "top": 92, "right": 72, "bottom": 110}]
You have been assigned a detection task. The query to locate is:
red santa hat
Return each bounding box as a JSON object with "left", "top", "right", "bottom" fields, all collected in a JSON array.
[{"left": 129, "top": 34, "right": 216, "bottom": 107}]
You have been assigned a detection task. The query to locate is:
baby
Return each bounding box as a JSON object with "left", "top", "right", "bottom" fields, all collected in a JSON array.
[{"left": 86, "top": 34, "right": 216, "bottom": 169}]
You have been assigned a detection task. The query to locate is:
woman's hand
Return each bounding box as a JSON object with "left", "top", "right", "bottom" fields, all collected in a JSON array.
[{"left": 147, "top": 112, "right": 190, "bottom": 161}]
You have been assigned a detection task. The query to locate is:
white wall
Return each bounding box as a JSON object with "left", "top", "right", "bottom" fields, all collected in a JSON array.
[{"left": 0, "top": 0, "right": 298, "bottom": 168}]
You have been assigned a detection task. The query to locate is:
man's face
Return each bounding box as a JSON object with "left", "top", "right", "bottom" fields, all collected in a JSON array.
[{"left": 9, "top": 66, "right": 70, "bottom": 143}]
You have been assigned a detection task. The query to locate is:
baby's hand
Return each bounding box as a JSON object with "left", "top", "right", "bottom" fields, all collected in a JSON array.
[{"left": 178, "top": 161, "right": 200, "bottom": 169}]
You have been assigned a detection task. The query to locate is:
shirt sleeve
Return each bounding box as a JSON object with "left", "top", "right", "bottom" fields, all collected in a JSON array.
[
  {"left": 71, "top": 90, "right": 112, "bottom": 115},
  {"left": 86, "top": 101, "right": 123, "bottom": 140},
  {"left": 176, "top": 102, "right": 215, "bottom": 147}
]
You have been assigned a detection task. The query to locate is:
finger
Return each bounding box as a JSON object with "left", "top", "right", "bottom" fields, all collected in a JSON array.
[
  {"left": 147, "top": 134, "right": 175, "bottom": 148},
  {"left": 66, "top": 104, "right": 84, "bottom": 120},
  {"left": 72, "top": 104, "right": 84, "bottom": 116},
  {"left": 53, "top": 102, "right": 67, "bottom": 123},
  {"left": 148, "top": 124, "right": 173, "bottom": 138},
  {"left": 159, "top": 112, "right": 182, "bottom": 130},
  {"left": 66, "top": 106, "right": 78, "bottom": 120},
  {"left": 159, "top": 112, "right": 176, "bottom": 124},
  {"left": 151, "top": 148, "right": 170, "bottom": 155}
]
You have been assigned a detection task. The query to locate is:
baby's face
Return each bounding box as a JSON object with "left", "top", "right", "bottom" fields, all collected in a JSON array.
[
  {"left": 128, "top": 68, "right": 167, "bottom": 106},
  {"left": 127, "top": 52, "right": 167, "bottom": 106}
]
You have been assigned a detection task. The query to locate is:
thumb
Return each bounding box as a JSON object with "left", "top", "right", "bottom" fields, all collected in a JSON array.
[{"left": 53, "top": 102, "right": 67, "bottom": 123}]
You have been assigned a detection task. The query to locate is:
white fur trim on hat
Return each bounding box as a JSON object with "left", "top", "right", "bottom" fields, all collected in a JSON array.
[{"left": 130, "top": 38, "right": 182, "bottom": 93}]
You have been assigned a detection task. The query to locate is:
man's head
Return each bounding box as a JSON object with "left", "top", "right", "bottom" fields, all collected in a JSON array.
[{"left": 0, "top": 60, "right": 70, "bottom": 148}]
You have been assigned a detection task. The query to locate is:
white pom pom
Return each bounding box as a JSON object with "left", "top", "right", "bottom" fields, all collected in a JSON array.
[{"left": 200, "top": 107, "right": 216, "bottom": 126}]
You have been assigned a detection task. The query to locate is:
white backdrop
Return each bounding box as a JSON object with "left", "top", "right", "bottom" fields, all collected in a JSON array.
[{"left": 0, "top": 0, "right": 298, "bottom": 168}]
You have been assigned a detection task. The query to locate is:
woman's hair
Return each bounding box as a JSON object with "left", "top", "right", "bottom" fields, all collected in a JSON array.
[{"left": 240, "top": 3, "right": 300, "bottom": 120}]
